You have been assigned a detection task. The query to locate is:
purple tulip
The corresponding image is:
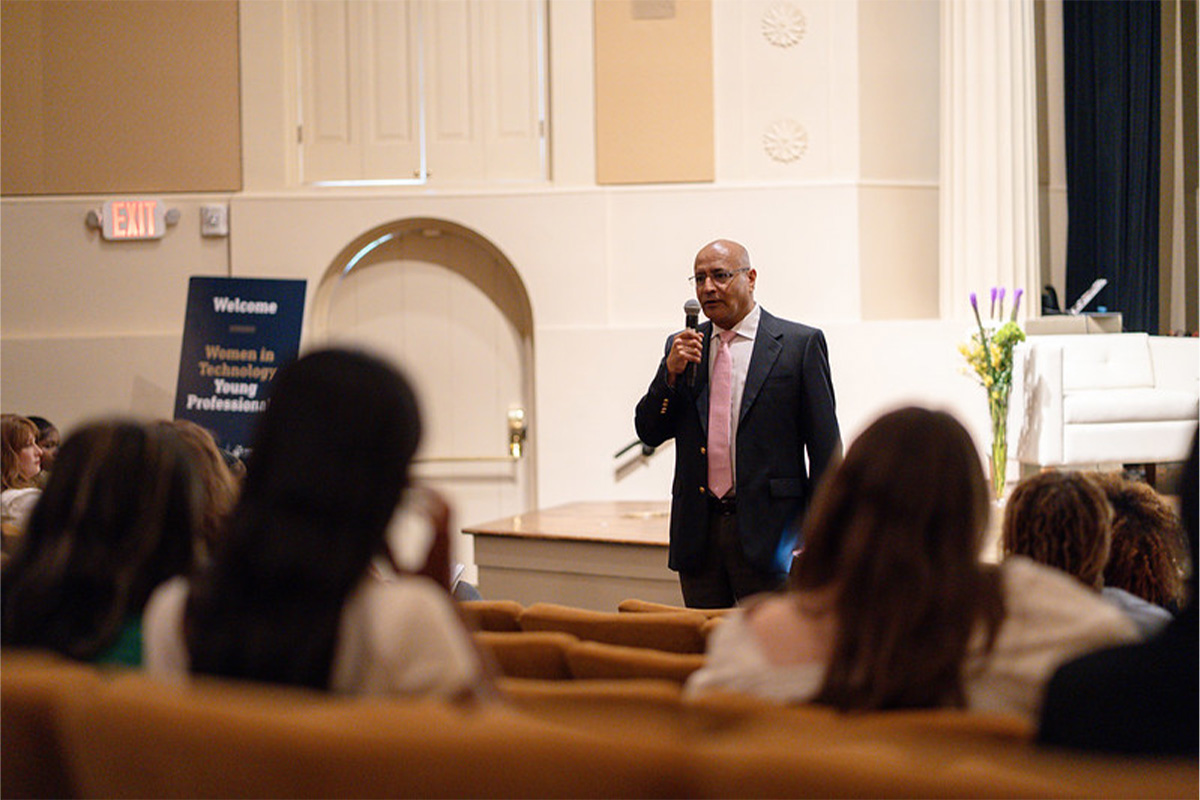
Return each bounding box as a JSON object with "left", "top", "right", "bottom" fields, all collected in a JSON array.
[
  {"left": 989, "top": 287, "right": 997, "bottom": 317},
  {"left": 998, "top": 287, "right": 1006, "bottom": 319},
  {"left": 970, "top": 292, "right": 985, "bottom": 336},
  {"left": 1011, "top": 287, "right": 1024, "bottom": 321}
]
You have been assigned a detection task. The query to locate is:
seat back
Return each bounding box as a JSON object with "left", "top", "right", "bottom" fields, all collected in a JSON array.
[
  {"left": 458, "top": 599, "right": 524, "bottom": 632},
  {"left": 618, "top": 598, "right": 731, "bottom": 618},
  {"left": 1, "top": 650, "right": 105, "bottom": 799},
  {"left": 58, "top": 671, "right": 688, "bottom": 799},
  {"left": 474, "top": 631, "right": 576, "bottom": 679},
  {"left": 565, "top": 640, "right": 705, "bottom": 684},
  {"left": 518, "top": 603, "right": 708, "bottom": 653}
]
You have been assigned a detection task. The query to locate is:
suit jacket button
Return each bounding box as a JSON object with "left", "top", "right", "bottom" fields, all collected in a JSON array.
[
  {"left": 698, "top": 486, "right": 706, "bottom": 494},
  {"left": 700, "top": 446, "right": 706, "bottom": 455}
]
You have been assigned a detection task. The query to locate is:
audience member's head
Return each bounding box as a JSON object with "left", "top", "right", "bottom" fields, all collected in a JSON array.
[
  {"left": 156, "top": 419, "right": 239, "bottom": 559},
  {"left": 1002, "top": 471, "right": 1112, "bottom": 590},
  {"left": 1086, "top": 471, "right": 1187, "bottom": 611},
  {"left": 26, "top": 415, "right": 60, "bottom": 474},
  {"left": 1, "top": 420, "right": 199, "bottom": 662},
  {"left": 185, "top": 348, "right": 422, "bottom": 689},
  {"left": 790, "top": 406, "right": 1002, "bottom": 710},
  {"left": 1, "top": 414, "right": 42, "bottom": 491}
]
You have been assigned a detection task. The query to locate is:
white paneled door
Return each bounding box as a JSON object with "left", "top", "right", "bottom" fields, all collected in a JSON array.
[{"left": 319, "top": 225, "right": 534, "bottom": 583}]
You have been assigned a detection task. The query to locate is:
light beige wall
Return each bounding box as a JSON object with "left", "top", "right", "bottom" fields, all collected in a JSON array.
[
  {"left": 594, "top": 0, "right": 714, "bottom": 183},
  {"left": 219, "top": 182, "right": 864, "bottom": 506},
  {"left": 239, "top": 1, "right": 297, "bottom": 191},
  {"left": 859, "top": 0, "right": 940, "bottom": 182},
  {"left": 857, "top": 0, "right": 940, "bottom": 320},
  {"left": 858, "top": 186, "right": 939, "bottom": 319},
  {"left": 0, "top": 196, "right": 230, "bottom": 428},
  {"left": 548, "top": 0, "right": 597, "bottom": 185},
  {"left": 0, "top": 0, "right": 242, "bottom": 195}
]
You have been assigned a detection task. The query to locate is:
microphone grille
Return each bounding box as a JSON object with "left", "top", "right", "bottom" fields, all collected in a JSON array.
[{"left": 683, "top": 299, "right": 701, "bottom": 314}]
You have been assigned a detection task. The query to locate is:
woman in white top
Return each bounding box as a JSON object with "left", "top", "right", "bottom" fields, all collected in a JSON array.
[
  {"left": 685, "top": 407, "right": 1136, "bottom": 720},
  {"left": 143, "top": 348, "right": 486, "bottom": 698},
  {"left": 1, "top": 415, "right": 44, "bottom": 534}
]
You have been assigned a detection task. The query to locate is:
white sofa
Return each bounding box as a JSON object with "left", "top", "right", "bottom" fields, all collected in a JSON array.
[{"left": 1013, "top": 333, "right": 1199, "bottom": 471}]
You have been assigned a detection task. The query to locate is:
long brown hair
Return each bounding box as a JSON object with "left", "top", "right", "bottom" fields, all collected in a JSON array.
[
  {"left": 791, "top": 407, "right": 1004, "bottom": 711},
  {"left": 156, "top": 419, "right": 238, "bottom": 559},
  {"left": 1001, "top": 471, "right": 1112, "bottom": 590},
  {"left": 1, "top": 415, "right": 40, "bottom": 491},
  {"left": 185, "top": 349, "right": 422, "bottom": 690},
  {"left": 1, "top": 420, "right": 199, "bottom": 660}
]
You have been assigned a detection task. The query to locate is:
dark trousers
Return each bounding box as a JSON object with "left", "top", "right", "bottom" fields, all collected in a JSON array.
[{"left": 678, "top": 501, "right": 787, "bottom": 608}]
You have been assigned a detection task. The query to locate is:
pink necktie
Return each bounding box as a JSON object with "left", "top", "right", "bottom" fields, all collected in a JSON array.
[{"left": 707, "top": 330, "right": 736, "bottom": 498}]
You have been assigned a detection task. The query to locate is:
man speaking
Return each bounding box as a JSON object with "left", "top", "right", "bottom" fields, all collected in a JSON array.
[{"left": 635, "top": 239, "right": 841, "bottom": 608}]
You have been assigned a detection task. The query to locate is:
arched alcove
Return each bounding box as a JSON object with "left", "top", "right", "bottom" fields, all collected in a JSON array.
[
  {"left": 311, "top": 217, "right": 533, "bottom": 341},
  {"left": 310, "top": 218, "right": 537, "bottom": 580}
]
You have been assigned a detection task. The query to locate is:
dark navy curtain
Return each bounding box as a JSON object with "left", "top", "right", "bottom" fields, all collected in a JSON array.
[{"left": 1063, "top": 1, "right": 1160, "bottom": 333}]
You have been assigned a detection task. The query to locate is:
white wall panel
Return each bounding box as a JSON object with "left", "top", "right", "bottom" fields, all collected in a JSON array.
[
  {"left": 225, "top": 191, "right": 608, "bottom": 329},
  {"left": 603, "top": 184, "right": 862, "bottom": 327},
  {"left": 299, "top": 1, "right": 359, "bottom": 180},
  {"left": 424, "top": 0, "right": 484, "bottom": 180},
  {"left": 363, "top": 1, "right": 421, "bottom": 177},
  {"left": 0, "top": 334, "right": 182, "bottom": 436},
  {"left": 0, "top": 199, "right": 228, "bottom": 337},
  {"left": 481, "top": 0, "right": 544, "bottom": 179},
  {"left": 428, "top": 0, "right": 474, "bottom": 140},
  {"left": 715, "top": 0, "right": 855, "bottom": 181}
]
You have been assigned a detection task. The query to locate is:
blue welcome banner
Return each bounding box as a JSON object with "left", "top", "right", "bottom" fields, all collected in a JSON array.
[{"left": 173, "top": 276, "right": 306, "bottom": 459}]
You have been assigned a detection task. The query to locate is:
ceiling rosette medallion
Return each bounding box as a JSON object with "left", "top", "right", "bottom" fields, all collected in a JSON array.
[
  {"left": 762, "top": 118, "right": 808, "bottom": 163},
  {"left": 761, "top": 2, "right": 806, "bottom": 48}
]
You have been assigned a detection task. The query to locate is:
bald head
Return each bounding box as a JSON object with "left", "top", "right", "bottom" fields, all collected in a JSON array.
[
  {"left": 692, "top": 239, "right": 756, "bottom": 329},
  {"left": 695, "top": 239, "right": 751, "bottom": 271}
]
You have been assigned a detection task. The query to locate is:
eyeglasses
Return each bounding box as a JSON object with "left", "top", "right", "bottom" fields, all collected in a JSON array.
[{"left": 688, "top": 268, "right": 749, "bottom": 287}]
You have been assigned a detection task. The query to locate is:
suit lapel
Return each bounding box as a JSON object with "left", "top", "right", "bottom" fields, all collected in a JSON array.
[{"left": 741, "top": 310, "right": 782, "bottom": 423}]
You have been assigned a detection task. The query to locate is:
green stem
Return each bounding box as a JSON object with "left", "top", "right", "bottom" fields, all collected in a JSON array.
[{"left": 989, "top": 392, "right": 1010, "bottom": 501}]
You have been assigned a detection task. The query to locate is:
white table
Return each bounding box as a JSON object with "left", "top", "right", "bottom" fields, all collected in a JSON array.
[{"left": 462, "top": 501, "right": 682, "bottom": 611}]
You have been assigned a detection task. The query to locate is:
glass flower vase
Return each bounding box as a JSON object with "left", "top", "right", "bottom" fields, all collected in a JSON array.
[{"left": 988, "top": 392, "right": 1010, "bottom": 501}]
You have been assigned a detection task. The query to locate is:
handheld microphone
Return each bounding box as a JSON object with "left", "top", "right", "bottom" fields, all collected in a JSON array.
[{"left": 683, "top": 299, "right": 701, "bottom": 387}]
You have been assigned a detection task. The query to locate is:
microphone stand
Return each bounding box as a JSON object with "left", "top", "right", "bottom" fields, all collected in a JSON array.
[{"left": 615, "top": 439, "right": 656, "bottom": 459}]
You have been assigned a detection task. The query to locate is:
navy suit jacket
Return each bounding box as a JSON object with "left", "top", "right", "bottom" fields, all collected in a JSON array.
[{"left": 634, "top": 308, "right": 841, "bottom": 575}]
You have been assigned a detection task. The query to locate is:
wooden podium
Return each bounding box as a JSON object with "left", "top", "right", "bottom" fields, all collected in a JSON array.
[{"left": 462, "top": 501, "right": 682, "bottom": 611}]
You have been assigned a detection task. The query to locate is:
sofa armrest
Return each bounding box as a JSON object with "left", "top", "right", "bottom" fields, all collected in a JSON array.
[
  {"left": 1014, "top": 339, "right": 1065, "bottom": 465},
  {"left": 1148, "top": 336, "right": 1200, "bottom": 393}
]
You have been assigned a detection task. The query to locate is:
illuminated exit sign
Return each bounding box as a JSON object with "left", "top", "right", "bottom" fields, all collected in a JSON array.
[{"left": 102, "top": 198, "right": 166, "bottom": 240}]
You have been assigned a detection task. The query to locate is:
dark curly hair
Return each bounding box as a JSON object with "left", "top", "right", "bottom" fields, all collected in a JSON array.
[
  {"left": 1001, "top": 470, "right": 1111, "bottom": 590},
  {"left": 1087, "top": 472, "right": 1186, "bottom": 612}
]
